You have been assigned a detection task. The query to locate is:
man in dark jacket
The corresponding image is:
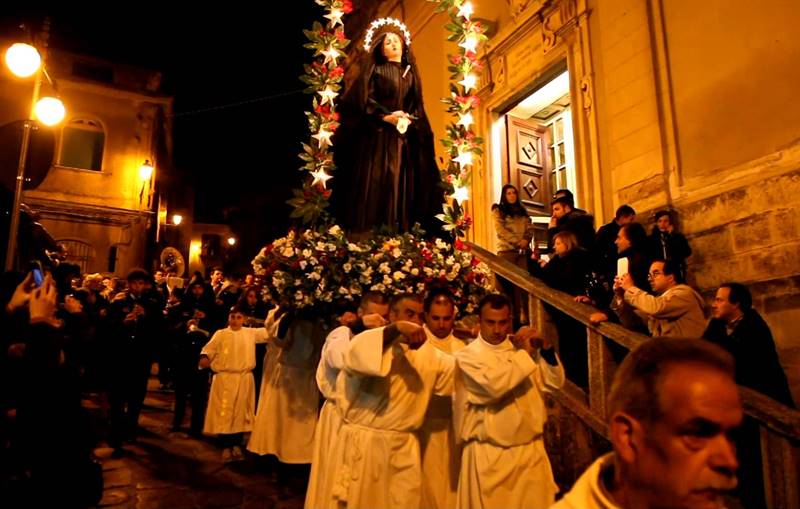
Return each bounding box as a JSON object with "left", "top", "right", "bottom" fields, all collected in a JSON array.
[
  {"left": 647, "top": 210, "right": 692, "bottom": 278},
  {"left": 702, "top": 282, "right": 794, "bottom": 509},
  {"left": 703, "top": 282, "right": 793, "bottom": 406},
  {"left": 107, "top": 269, "right": 163, "bottom": 455},
  {"left": 547, "top": 196, "right": 595, "bottom": 252},
  {"left": 594, "top": 204, "right": 635, "bottom": 276}
]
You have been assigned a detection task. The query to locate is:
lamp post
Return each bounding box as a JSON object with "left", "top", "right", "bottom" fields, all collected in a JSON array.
[{"left": 3, "top": 33, "right": 66, "bottom": 270}]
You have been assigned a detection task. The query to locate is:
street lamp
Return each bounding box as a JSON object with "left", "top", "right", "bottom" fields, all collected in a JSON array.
[
  {"left": 172, "top": 214, "right": 183, "bottom": 226},
  {"left": 227, "top": 237, "right": 237, "bottom": 246},
  {"left": 3, "top": 37, "right": 67, "bottom": 270}
]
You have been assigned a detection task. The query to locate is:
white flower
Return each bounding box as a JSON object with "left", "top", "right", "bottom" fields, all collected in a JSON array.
[
  {"left": 295, "top": 291, "right": 304, "bottom": 301},
  {"left": 452, "top": 263, "right": 461, "bottom": 273},
  {"left": 316, "top": 242, "right": 327, "bottom": 251},
  {"left": 370, "top": 283, "right": 386, "bottom": 292},
  {"left": 393, "top": 271, "right": 405, "bottom": 281},
  {"left": 299, "top": 260, "right": 308, "bottom": 270},
  {"left": 411, "top": 268, "right": 419, "bottom": 276},
  {"left": 423, "top": 267, "right": 434, "bottom": 276},
  {"left": 282, "top": 247, "right": 295, "bottom": 257},
  {"left": 328, "top": 225, "right": 342, "bottom": 236},
  {"left": 348, "top": 243, "right": 361, "bottom": 252},
  {"left": 446, "top": 256, "right": 455, "bottom": 266},
  {"left": 302, "top": 249, "right": 312, "bottom": 258},
  {"left": 379, "top": 262, "right": 391, "bottom": 274},
  {"left": 326, "top": 243, "right": 337, "bottom": 252},
  {"left": 294, "top": 278, "right": 302, "bottom": 286},
  {"left": 339, "top": 287, "right": 349, "bottom": 294},
  {"left": 417, "top": 282, "right": 426, "bottom": 291},
  {"left": 343, "top": 263, "right": 352, "bottom": 273},
  {"left": 435, "top": 238, "right": 448, "bottom": 250},
  {"left": 306, "top": 272, "right": 321, "bottom": 280},
  {"left": 392, "top": 248, "right": 402, "bottom": 258},
  {"left": 382, "top": 275, "right": 393, "bottom": 285},
  {"left": 310, "top": 257, "right": 319, "bottom": 265}
]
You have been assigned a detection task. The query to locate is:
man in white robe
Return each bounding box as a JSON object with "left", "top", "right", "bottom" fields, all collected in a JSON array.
[
  {"left": 418, "top": 288, "right": 470, "bottom": 509},
  {"left": 551, "top": 339, "right": 741, "bottom": 509},
  {"left": 198, "top": 306, "right": 268, "bottom": 461},
  {"left": 305, "top": 292, "right": 390, "bottom": 509},
  {"left": 328, "top": 293, "right": 455, "bottom": 509},
  {"left": 247, "top": 306, "right": 326, "bottom": 464},
  {"left": 454, "top": 294, "right": 565, "bottom": 509}
]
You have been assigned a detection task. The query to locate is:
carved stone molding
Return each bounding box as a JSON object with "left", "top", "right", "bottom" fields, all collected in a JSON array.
[
  {"left": 540, "top": 0, "right": 579, "bottom": 54},
  {"left": 507, "top": 0, "right": 534, "bottom": 20},
  {"left": 580, "top": 74, "right": 593, "bottom": 115}
]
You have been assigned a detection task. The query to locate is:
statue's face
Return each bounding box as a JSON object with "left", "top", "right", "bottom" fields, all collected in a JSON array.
[{"left": 382, "top": 32, "right": 403, "bottom": 62}]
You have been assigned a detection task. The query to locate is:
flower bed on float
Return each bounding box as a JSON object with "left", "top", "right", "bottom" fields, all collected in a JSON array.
[{"left": 252, "top": 225, "right": 494, "bottom": 317}]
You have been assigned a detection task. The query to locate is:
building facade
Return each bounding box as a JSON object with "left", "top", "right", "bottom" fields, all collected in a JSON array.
[
  {"left": 1, "top": 42, "right": 174, "bottom": 276},
  {"left": 359, "top": 0, "right": 800, "bottom": 402}
]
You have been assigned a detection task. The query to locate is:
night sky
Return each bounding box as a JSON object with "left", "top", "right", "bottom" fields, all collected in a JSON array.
[{"left": 2, "top": 4, "right": 326, "bottom": 269}]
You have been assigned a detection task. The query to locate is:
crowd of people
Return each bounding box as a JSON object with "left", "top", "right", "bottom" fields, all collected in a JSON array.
[
  {"left": 0, "top": 263, "right": 269, "bottom": 506},
  {"left": 0, "top": 185, "right": 795, "bottom": 509},
  {"left": 493, "top": 184, "right": 796, "bottom": 508}
]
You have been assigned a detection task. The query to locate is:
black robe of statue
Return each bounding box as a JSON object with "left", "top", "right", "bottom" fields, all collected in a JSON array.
[{"left": 335, "top": 61, "right": 443, "bottom": 236}]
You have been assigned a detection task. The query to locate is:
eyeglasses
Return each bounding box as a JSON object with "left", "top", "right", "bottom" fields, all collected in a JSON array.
[{"left": 647, "top": 271, "right": 663, "bottom": 279}]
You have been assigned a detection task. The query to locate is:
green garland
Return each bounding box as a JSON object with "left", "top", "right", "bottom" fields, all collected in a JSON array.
[
  {"left": 288, "top": 0, "right": 352, "bottom": 227},
  {"left": 430, "top": 0, "right": 487, "bottom": 237}
]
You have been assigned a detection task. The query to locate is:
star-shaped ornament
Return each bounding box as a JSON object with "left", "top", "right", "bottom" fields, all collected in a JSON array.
[
  {"left": 310, "top": 169, "right": 333, "bottom": 188},
  {"left": 318, "top": 86, "right": 338, "bottom": 106},
  {"left": 321, "top": 47, "right": 342, "bottom": 66},
  {"left": 324, "top": 8, "right": 344, "bottom": 27},
  {"left": 459, "top": 34, "right": 479, "bottom": 54},
  {"left": 451, "top": 186, "right": 470, "bottom": 204},
  {"left": 312, "top": 128, "right": 334, "bottom": 149},
  {"left": 454, "top": 150, "right": 473, "bottom": 167},
  {"left": 457, "top": 1, "right": 474, "bottom": 20},
  {"left": 457, "top": 112, "right": 474, "bottom": 129},
  {"left": 459, "top": 73, "right": 477, "bottom": 92}
]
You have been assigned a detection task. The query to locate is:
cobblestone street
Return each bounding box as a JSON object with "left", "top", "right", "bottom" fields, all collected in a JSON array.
[{"left": 93, "top": 379, "right": 305, "bottom": 509}]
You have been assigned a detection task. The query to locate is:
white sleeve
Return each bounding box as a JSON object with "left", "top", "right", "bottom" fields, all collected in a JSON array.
[{"left": 344, "top": 327, "right": 393, "bottom": 377}]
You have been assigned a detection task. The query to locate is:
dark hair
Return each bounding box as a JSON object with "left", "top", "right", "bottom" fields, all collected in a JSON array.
[
  {"left": 359, "top": 291, "right": 389, "bottom": 312},
  {"left": 651, "top": 259, "right": 684, "bottom": 284},
  {"left": 654, "top": 210, "right": 673, "bottom": 223},
  {"left": 719, "top": 283, "right": 752, "bottom": 311},
  {"left": 492, "top": 184, "right": 528, "bottom": 219},
  {"left": 615, "top": 205, "right": 636, "bottom": 220},
  {"left": 126, "top": 268, "right": 151, "bottom": 283},
  {"left": 228, "top": 305, "right": 247, "bottom": 316},
  {"left": 371, "top": 29, "right": 409, "bottom": 66},
  {"left": 424, "top": 287, "right": 456, "bottom": 312},
  {"left": 553, "top": 189, "right": 575, "bottom": 206},
  {"left": 608, "top": 338, "right": 734, "bottom": 422},
  {"left": 621, "top": 223, "right": 648, "bottom": 251},
  {"left": 390, "top": 292, "right": 423, "bottom": 312},
  {"left": 551, "top": 196, "right": 573, "bottom": 209},
  {"left": 211, "top": 266, "right": 224, "bottom": 274},
  {"left": 478, "top": 293, "right": 512, "bottom": 317}
]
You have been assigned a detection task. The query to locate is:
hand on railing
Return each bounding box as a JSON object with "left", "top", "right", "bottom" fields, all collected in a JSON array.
[
  {"left": 589, "top": 312, "right": 609, "bottom": 325},
  {"left": 574, "top": 295, "right": 593, "bottom": 305}
]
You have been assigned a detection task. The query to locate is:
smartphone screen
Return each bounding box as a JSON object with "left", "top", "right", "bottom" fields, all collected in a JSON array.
[
  {"left": 617, "top": 257, "right": 629, "bottom": 276},
  {"left": 32, "top": 268, "right": 44, "bottom": 287},
  {"left": 540, "top": 254, "right": 551, "bottom": 263}
]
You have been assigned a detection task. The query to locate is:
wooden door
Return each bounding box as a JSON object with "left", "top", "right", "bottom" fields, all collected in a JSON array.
[{"left": 506, "top": 115, "right": 552, "bottom": 216}]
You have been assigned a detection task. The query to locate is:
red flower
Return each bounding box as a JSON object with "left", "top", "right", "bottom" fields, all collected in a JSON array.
[
  {"left": 342, "top": 0, "right": 353, "bottom": 14},
  {"left": 454, "top": 238, "right": 465, "bottom": 250},
  {"left": 465, "top": 272, "right": 476, "bottom": 282},
  {"left": 449, "top": 54, "right": 463, "bottom": 65},
  {"left": 330, "top": 66, "right": 344, "bottom": 78},
  {"left": 316, "top": 104, "right": 331, "bottom": 115},
  {"left": 471, "top": 256, "right": 481, "bottom": 267},
  {"left": 336, "top": 30, "right": 346, "bottom": 41}
]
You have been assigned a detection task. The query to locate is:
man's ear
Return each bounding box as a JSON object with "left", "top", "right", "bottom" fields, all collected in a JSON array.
[{"left": 610, "top": 411, "right": 639, "bottom": 464}]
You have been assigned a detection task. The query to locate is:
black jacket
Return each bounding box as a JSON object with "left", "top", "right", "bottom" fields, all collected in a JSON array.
[
  {"left": 548, "top": 211, "right": 596, "bottom": 253},
  {"left": 530, "top": 248, "right": 592, "bottom": 297},
  {"left": 703, "top": 310, "right": 794, "bottom": 407},
  {"left": 647, "top": 230, "right": 691, "bottom": 266}
]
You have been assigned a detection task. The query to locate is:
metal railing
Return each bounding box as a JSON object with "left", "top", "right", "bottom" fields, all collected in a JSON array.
[{"left": 469, "top": 242, "right": 800, "bottom": 508}]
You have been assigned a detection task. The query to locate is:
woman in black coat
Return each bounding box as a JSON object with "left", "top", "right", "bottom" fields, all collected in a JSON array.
[{"left": 530, "top": 230, "right": 592, "bottom": 388}]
